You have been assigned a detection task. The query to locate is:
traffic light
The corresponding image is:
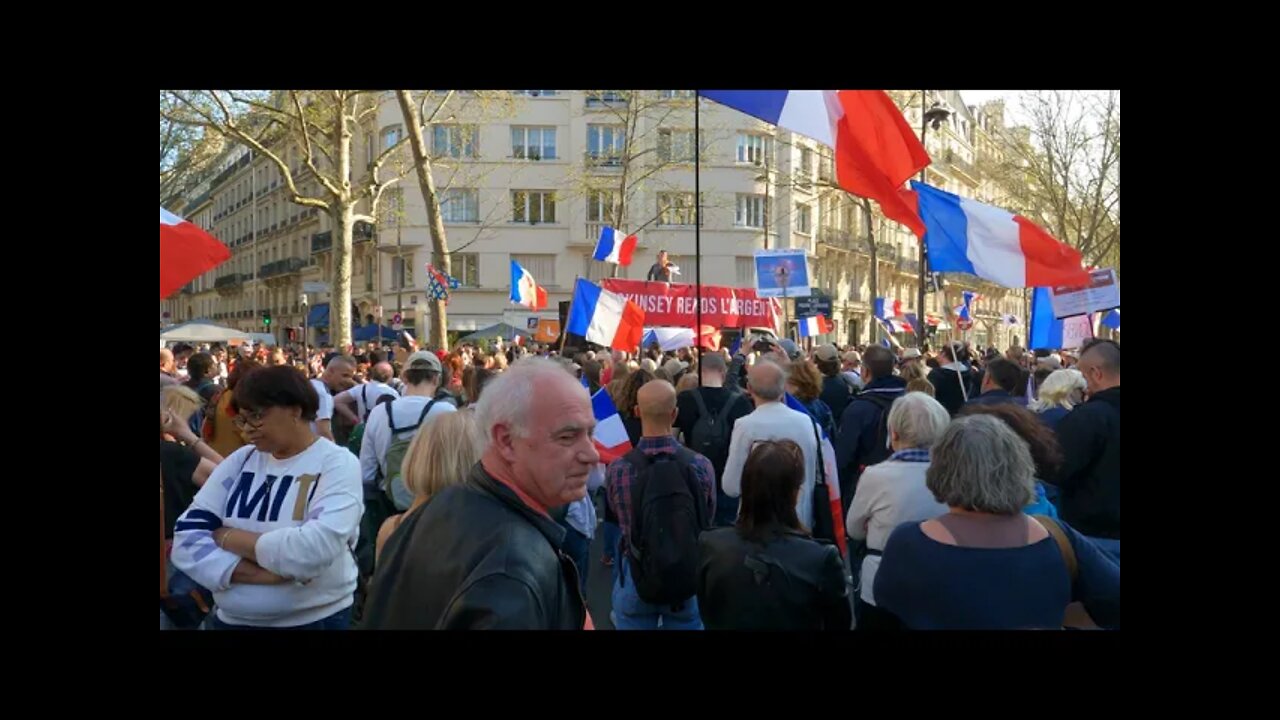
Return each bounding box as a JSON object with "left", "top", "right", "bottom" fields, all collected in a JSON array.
[{"left": 262, "top": 310, "right": 272, "bottom": 327}]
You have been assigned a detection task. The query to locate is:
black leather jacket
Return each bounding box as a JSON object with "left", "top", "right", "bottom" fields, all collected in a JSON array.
[
  {"left": 697, "top": 526, "right": 851, "bottom": 630},
  {"left": 361, "top": 463, "right": 585, "bottom": 629}
]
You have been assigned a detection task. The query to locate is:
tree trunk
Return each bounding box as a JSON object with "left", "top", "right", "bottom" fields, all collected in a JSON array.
[
  {"left": 862, "top": 197, "right": 877, "bottom": 345},
  {"left": 332, "top": 203, "right": 355, "bottom": 349},
  {"left": 397, "top": 91, "right": 451, "bottom": 351}
]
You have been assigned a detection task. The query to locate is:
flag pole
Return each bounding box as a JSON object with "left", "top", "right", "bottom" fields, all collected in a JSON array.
[
  {"left": 695, "top": 91, "right": 703, "bottom": 384},
  {"left": 916, "top": 90, "right": 930, "bottom": 351},
  {"left": 559, "top": 276, "right": 579, "bottom": 356}
]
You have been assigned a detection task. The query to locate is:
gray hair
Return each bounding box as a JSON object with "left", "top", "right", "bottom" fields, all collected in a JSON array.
[
  {"left": 474, "top": 357, "right": 585, "bottom": 440},
  {"left": 1031, "top": 369, "right": 1086, "bottom": 412},
  {"left": 926, "top": 415, "right": 1035, "bottom": 515},
  {"left": 888, "top": 392, "right": 951, "bottom": 449},
  {"left": 748, "top": 360, "right": 786, "bottom": 401}
]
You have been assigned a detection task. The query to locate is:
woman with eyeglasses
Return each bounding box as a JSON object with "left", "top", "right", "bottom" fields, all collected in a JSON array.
[
  {"left": 696, "top": 439, "right": 851, "bottom": 630},
  {"left": 170, "top": 365, "right": 364, "bottom": 630}
]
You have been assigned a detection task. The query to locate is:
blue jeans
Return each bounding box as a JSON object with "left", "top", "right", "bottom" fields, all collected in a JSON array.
[
  {"left": 611, "top": 558, "right": 702, "bottom": 631},
  {"left": 560, "top": 525, "right": 590, "bottom": 595},
  {"left": 204, "top": 605, "right": 353, "bottom": 630},
  {"left": 602, "top": 521, "right": 622, "bottom": 585}
]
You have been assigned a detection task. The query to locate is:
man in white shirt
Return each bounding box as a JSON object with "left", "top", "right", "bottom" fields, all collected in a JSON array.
[
  {"left": 335, "top": 362, "right": 400, "bottom": 426},
  {"left": 359, "top": 351, "right": 456, "bottom": 487},
  {"left": 720, "top": 360, "right": 821, "bottom": 527},
  {"left": 311, "top": 355, "right": 357, "bottom": 442}
]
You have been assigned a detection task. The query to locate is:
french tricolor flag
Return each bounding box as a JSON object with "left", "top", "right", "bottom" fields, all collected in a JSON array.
[
  {"left": 798, "top": 314, "right": 833, "bottom": 338},
  {"left": 510, "top": 260, "right": 548, "bottom": 310},
  {"left": 909, "top": 181, "right": 1090, "bottom": 288},
  {"left": 567, "top": 278, "right": 645, "bottom": 351},
  {"left": 591, "top": 388, "right": 633, "bottom": 463},
  {"left": 703, "top": 91, "right": 929, "bottom": 238},
  {"left": 160, "top": 207, "right": 230, "bottom": 299},
  {"left": 593, "top": 226, "right": 638, "bottom": 267},
  {"left": 874, "top": 297, "right": 904, "bottom": 320}
]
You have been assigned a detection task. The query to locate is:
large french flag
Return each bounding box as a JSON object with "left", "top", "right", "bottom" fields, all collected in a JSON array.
[
  {"left": 160, "top": 207, "right": 231, "bottom": 299},
  {"left": 591, "top": 388, "right": 633, "bottom": 463},
  {"left": 702, "top": 90, "right": 929, "bottom": 238},
  {"left": 798, "top": 314, "right": 833, "bottom": 337},
  {"left": 593, "top": 226, "right": 638, "bottom": 267},
  {"left": 510, "top": 260, "right": 548, "bottom": 310},
  {"left": 909, "top": 181, "right": 1089, "bottom": 288},
  {"left": 567, "top": 278, "right": 646, "bottom": 351}
]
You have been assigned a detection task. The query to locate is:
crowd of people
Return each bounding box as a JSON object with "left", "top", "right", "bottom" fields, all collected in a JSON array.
[{"left": 160, "top": 330, "right": 1120, "bottom": 631}]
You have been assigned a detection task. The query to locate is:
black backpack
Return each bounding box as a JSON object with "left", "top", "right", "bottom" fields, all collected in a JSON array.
[
  {"left": 854, "top": 392, "right": 897, "bottom": 470},
  {"left": 625, "top": 447, "right": 709, "bottom": 606},
  {"left": 688, "top": 390, "right": 736, "bottom": 466}
]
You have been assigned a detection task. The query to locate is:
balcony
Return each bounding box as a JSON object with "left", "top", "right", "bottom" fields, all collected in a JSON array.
[
  {"left": 584, "top": 151, "right": 624, "bottom": 171},
  {"left": 311, "top": 231, "right": 333, "bottom": 254},
  {"left": 214, "top": 273, "right": 247, "bottom": 294},
  {"left": 897, "top": 257, "right": 920, "bottom": 274},
  {"left": 818, "top": 226, "right": 852, "bottom": 250},
  {"left": 944, "top": 149, "right": 978, "bottom": 183},
  {"left": 875, "top": 242, "right": 896, "bottom": 260},
  {"left": 179, "top": 283, "right": 194, "bottom": 295},
  {"left": 259, "top": 258, "right": 306, "bottom": 279}
]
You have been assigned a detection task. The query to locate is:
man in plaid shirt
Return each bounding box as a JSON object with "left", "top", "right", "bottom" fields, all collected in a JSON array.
[{"left": 606, "top": 379, "right": 715, "bottom": 630}]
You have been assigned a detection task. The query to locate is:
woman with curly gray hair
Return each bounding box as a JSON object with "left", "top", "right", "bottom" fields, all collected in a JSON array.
[{"left": 872, "top": 415, "right": 1120, "bottom": 629}]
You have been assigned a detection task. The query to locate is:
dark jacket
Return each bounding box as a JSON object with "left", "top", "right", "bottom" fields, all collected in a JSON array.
[
  {"left": 799, "top": 397, "right": 836, "bottom": 440},
  {"left": 1036, "top": 406, "right": 1071, "bottom": 431},
  {"left": 697, "top": 526, "right": 850, "bottom": 630},
  {"left": 965, "top": 389, "right": 1028, "bottom": 408},
  {"left": 819, "top": 374, "right": 857, "bottom": 432},
  {"left": 646, "top": 263, "right": 672, "bottom": 283},
  {"left": 1053, "top": 387, "right": 1120, "bottom": 539},
  {"left": 362, "top": 463, "right": 585, "bottom": 630},
  {"left": 928, "top": 363, "right": 973, "bottom": 416},
  {"left": 835, "top": 376, "right": 907, "bottom": 502}
]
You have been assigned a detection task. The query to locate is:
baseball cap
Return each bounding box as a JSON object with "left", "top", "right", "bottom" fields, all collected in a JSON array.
[
  {"left": 662, "top": 358, "right": 689, "bottom": 377},
  {"left": 815, "top": 344, "right": 840, "bottom": 362},
  {"left": 406, "top": 350, "right": 443, "bottom": 373}
]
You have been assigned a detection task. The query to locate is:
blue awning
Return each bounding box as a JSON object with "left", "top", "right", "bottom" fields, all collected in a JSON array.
[{"left": 307, "top": 303, "right": 329, "bottom": 326}]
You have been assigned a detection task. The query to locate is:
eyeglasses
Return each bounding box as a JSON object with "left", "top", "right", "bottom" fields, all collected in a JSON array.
[{"left": 232, "top": 408, "right": 268, "bottom": 429}]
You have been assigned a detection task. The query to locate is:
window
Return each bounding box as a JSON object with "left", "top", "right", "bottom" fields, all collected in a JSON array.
[
  {"left": 391, "top": 255, "right": 414, "bottom": 289},
  {"left": 512, "top": 253, "right": 556, "bottom": 286},
  {"left": 818, "top": 148, "right": 834, "bottom": 182},
  {"left": 450, "top": 253, "right": 480, "bottom": 287},
  {"left": 736, "top": 257, "right": 756, "bottom": 286},
  {"left": 587, "top": 190, "right": 619, "bottom": 225},
  {"left": 365, "top": 133, "right": 375, "bottom": 166},
  {"left": 586, "top": 91, "right": 628, "bottom": 105},
  {"left": 657, "top": 129, "right": 698, "bottom": 163},
  {"left": 657, "top": 192, "right": 701, "bottom": 226},
  {"left": 381, "top": 189, "right": 403, "bottom": 227},
  {"left": 736, "top": 194, "right": 766, "bottom": 228},
  {"left": 587, "top": 125, "right": 625, "bottom": 163},
  {"left": 432, "top": 125, "right": 478, "bottom": 158},
  {"left": 512, "top": 190, "right": 556, "bottom": 224},
  {"left": 365, "top": 259, "right": 374, "bottom": 292},
  {"left": 736, "top": 133, "right": 771, "bottom": 165},
  {"left": 795, "top": 203, "right": 811, "bottom": 234},
  {"left": 798, "top": 147, "right": 814, "bottom": 182},
  {"left": 659, "top": 90, "right": 695, "bottom": 99},
  {"left": 585, "top": 255, "right": 617, "bottom": 282},
  {"left": 381, "top": 125, "right": 402, "bottom": 150},
  {"left": 440, "top": 188, "right": 479, "bottom": 223},
  {"left": 511, "top": 126, "right": 556, "bottom": 160}
]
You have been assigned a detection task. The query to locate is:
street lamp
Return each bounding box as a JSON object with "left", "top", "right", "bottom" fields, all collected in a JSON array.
[{"left": 918, "top": 93, "right": 952, "bottom": 350}]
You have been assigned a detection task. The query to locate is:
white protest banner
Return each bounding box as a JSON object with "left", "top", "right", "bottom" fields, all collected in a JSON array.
[
  {"left": 1061, "top": 314, "right": 1095, "bottom": 350},
  {"left": 1050, "top": 268, "right": 1120, "bottom": 319}
]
